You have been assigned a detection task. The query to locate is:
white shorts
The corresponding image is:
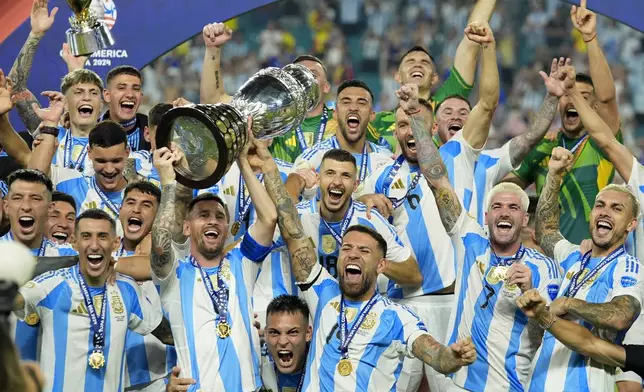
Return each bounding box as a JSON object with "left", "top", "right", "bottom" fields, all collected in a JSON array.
[{"left": 394, "top": 294, "right": 455, "bottom": 392}]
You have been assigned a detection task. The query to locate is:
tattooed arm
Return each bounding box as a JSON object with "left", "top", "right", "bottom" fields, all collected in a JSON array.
[
  {"left": 200, "top": 23, "right": 233, "bottom": 104},
  {"left": 262, "top": 158, "right": 317, "bottom": 282},
  {"left": 172, "top": 183, "right": 193, "bottom": 244},
  {"left": 9, "top": 0, "right": 59, "bottom": 135},
  {"left": 412, "top": 335, "right": 477, "bottom": 374},
  {"left": 534, "top": 147, "right": 572, "bottom": 258},
  {"left": 398, "top": 84, "right": 463, "bottom": 233},
  {"left": 564, "top": 295, "right": 642, "bottom": 332},
  {"left": 509, "top": 94, "right": 558, "bottom": 167}
]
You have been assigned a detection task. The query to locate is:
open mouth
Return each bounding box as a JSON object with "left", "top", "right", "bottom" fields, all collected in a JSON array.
[
  {"left": 564, "top": 108, "right": 579, "bottom": 123},
  {"left": 120, "top": 100, "right": 136, "bottom": 114},
  {"left": 52, "top": 231, "right": 69, "bottom": 242},
  {"left": 127, "top": 217, "right": 143, "bottom": 233},
  {"left": 18, "top": 216, "right": 35, "bottom": 229},
  {"left": 344, "top": 264, "right": 362, "bottom": 284},
  {"left": 447, "top": 122, "right": 463, "bottom": 135},
  {"left": 346, "top": 114, "right": 360, "bottom": 130},
  {"left": 78, "top": 104, "right": 94, "bottom": 118},
  {"left": 101, "top": 172, "right": 118, "bottom": 183},
  {"left": 496, "top": 221, "right": 513, "bottom": 233},
  {"left": 328, "top": 188, "right": 344, "bottom": 203},
  {"left": 406, "top": 137, "right": 416, "bottom": 151},
  {"left": 204, "top": 228, "right": 220, "bottom": 240},
  {"left": 410, "top": 69, "right": 424, "bottom": 80},
  {"left": 277, "top": 350, "right": 294, "bottom": 365},
  {"left": 87, "top": 253, "right": 104, "bottom": 266},
  {"left": 596, "top": 219, "right": 613, "bottom": 235}
]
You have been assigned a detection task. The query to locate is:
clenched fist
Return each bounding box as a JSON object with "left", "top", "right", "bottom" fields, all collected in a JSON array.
[
  {"left": 548, "top": 147, "right": 574, "bottom": 176},
  {"left": 203, "top": 22, "right": 233, "bottom": 49},
  {"left": 464, "top": 21, "right": 495, "bottom": 47}
]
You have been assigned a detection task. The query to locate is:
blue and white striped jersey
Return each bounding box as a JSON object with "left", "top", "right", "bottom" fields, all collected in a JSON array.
[
  {"left": 152, "top": 232, "right": 271, "bottom": 392},
  {"left": 131, "top": 150, "right": 161, "bottom": 189},
  {"left": 16, "top": 264, "right": 162, "bottom": 392},
  {"left": 53, "top": 128, "right": 94, "bottom": 176},
  {"left": 527, "top": 240, "right": 644, "bottom": 392},
  {"left": 280, "top": 200, "right": 411, "bottom": 293},
  {"left": 51, "top": 166, "right": 125, "bottom": 220},
  {"left": 293, "top": 136, "right": 393, "bottom": 184},
  {"left": 0, "top": 180, "right": 8, "bottom": 198},
  {"left": 298, "top": 263, "right": 429, "bottom": 392},
  {"left": 3, "top": 234, "right": 77, "bottom": 361},
  {"left": 469, "top": 142, "right": 517, "bottom": 225},
  {"left": 627, "top": 156, "right": 644, "bottom": 261},
  {"left": 447, "top": 211, "right": 563, "bottom": 392},
  {"left": 361, "top": 132, "right": 480, "bottom": 298}
]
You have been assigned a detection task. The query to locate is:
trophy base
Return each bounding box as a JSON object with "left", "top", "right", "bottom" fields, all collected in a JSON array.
[
  {"left": 156, "top": 104, "right": 247, "bottom": 190},
  {"left": 66, "top": 23, "right": 115, "bottom": 57}
]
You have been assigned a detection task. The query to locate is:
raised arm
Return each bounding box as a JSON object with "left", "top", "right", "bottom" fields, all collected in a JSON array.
[
  {"left": 570, "top": 0, "right": 619, "bottom": 133},
  {"left": 452, "top": 0, "right": 497, "bottom": 86},
  {"left": 0, "top": 71, "right": 32, "bottom": 167},
  {"left": 262, "top": 156, "right": 317, "bottom": 283},
  {"left": 8, "top": 0, "right": 58, "bottom": 135},
  {"left": 517, "top": 289, "right": 627, "bottom": 367},
  {"left": 563, "top": 67, "right": 633, "bottom": 182},
  {"left": 508, "top": 58, "right": 570, "bottom": 167},
  {"left": 412, "top": 335, "right": 477, "bottom": 374},
  {"left": 557, "top": 295, "right": 641, "bottom": 332},
  {"left": 397, "top": 84, "right": 462, "bottom": 232},
  {"left": 534, "top": 147, "right": 573, "bottom": 258},
  {"left": 27, "top": 91, "right": 66, "bottom": 175},
  {"left": 237, "top": 127, "right": 278, "bottom": 246},
  {"left": 200, "top": 23, "right": 233, "bottom": 104},
  {"left": 460, "top": 22, "right": 499, "bottom": 150},
  {"left": 150, "top": 147, "right": 182, "bottom": 279}
]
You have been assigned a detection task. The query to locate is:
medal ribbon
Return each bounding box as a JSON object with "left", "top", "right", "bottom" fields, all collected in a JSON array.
[
  {"left": 338, "top": 293, "right": 380, "bottom": 359},
  {"left": 296, "top": 106, "right": 328, "bottom": 151},
  {"left": 383, "top": 156, "right": 422, "bottom": 209},
  {"left": 321, "top": 201, "right": 356, "bottom": 245},
  {"left": 63, "top": 132, "right": 88, "bottom": 171},
  {"left": 235, "top": 173, "right": 264, "bottom": 227},
  {"left": 189, "top": 256, "right": 229, "bottom": 325},
  {"left": 77, "top": 268, "right": 108, "bottom": 355},
  {"left": 90, "top": 177, "right": 120, "bottom": 217},
  {"left": 331, "top": 138, "right": 369, "bottom": 185},
  {"left": 565, "top": 246, "right": 625, "bottom": 298},
  {"left": 491, "top": 245, "right": 526, "bottom": 267}
]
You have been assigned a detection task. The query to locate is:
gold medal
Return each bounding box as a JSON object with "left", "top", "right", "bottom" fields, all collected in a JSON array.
[
  {"left": 231, "top": 221, "right": 241, "bottom": 236},
  {"left": 25, "top": 313, "right": 40, "bottom": 326},
  {"left": 495, "top": 266, "right": 509, "bottom": 282},
  {"left": 217, "top": 321, "right": 231, "bottom": 339},
  {"left": 337, "top": 358, "right": 353, "bottom": 376},
  {"left": 88, "top": 351, "right": 105, "bottom": 369}
]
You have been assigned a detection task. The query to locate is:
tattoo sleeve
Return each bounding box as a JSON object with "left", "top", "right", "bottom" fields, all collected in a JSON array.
[
  {"left": 151, "top": 317, "right": 174, "bottom": 345},
  {"left": 412, "top": 334, "right": 461, "bottom": 374},
  {"left": 8, "top": 34, "right": 44, "bottom": 134},
  {"left": 409, "top": 113, "right": 462, "bottom": 232},
  {"left": 173, "top": 183, "right": 193, "bottom": 244},
  {"left": 123, "top": 158, "right": 141, "bottom": 183},
  {"left": 534, "top": 171, "right": 564, "bottom": 258},
  {"left": 263, "top": 162, "right": 317, "bottom": 282},
  {"left": 151, "top": 183, "right": 177, "bottom": 279},
  {"left": 509, "top": 94, "right": 559, "bottom": 167},
  {"left": 568, "top": 295, "right": 641, "bottom": 331}
]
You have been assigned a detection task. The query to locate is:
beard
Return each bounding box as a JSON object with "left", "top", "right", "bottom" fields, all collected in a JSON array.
[
  {"left": 339, "top": 272, "right": 374, "bottom": 299},
  {"left": 195, "top": 237, "right": 226, "bottom": 260}
]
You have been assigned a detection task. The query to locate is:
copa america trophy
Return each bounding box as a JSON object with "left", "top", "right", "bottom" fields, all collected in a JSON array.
[
  {"left": 65, "top": 0, "right": 115, "bottom": 56},
  {"left": 155, "top": 64, "right": 320, "bottom": 189}
]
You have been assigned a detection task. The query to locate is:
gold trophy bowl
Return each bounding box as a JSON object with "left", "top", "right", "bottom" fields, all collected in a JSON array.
[{"left": 65, "top": 0, "right": 115, "bottom": 56}]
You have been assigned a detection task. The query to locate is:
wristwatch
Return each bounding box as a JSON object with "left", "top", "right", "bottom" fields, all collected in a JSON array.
[{"left": 40, "top": 126, "right": 60, "bottom": 137}]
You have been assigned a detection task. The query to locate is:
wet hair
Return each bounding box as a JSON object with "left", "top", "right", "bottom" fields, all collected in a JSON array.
[
  {"left": 75, "top": 209, "right": 116, "bottom": 233},
  {"left": 123, "top": 181, "right": 162, "bottom": 204},
  {"left": 575, "top": 73, "right": 594, "bottom": 88},
  {"left": 52, "top": 191, "right": 77, "bottom": 213},
  {"left": 266, "top": 295, "right": 310, "bottom": 323},
  {"left": 7, "top": 169, "right": 53, "bottom": 195},
  {"left": 293, "top": 55, "right": 328, "bottom": 79},
  {"left": 106, "top": 65, "right": 143, "bottom": 86},
  {"left": 148, "top": 103, "right": 174, "bottom": 128},
  {"left": 337, "top": 79, "right": 375, "bottom": 103},
  {"left": 89, "top": 121, "right": 128, "bottom": 149},
  {"left": 344, "top": 225, "right": 387, "bottom": 257},
  {"left": 187, "top": 193, "right": 230, "bottom": 222},
  {"left": 60, "top": 69, "right": 104, "bottom": 94},
  {"left": 321, "top": 149, "right": 357, "bottom": 168}
]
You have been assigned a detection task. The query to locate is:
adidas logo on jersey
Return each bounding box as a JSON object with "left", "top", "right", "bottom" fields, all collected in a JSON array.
[{"left": 392, "top": 178, "right": 405, "bottom": 190}]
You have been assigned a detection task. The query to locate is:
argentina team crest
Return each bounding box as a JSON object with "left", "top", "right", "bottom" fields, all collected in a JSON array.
[{"left": 321, "top": 234, "right": 336, "bottom": 254}]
